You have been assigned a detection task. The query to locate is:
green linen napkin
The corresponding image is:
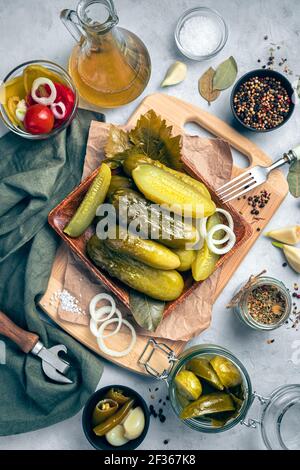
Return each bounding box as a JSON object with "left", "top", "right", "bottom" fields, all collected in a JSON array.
[{"left": 0, "top": 109, "right": 104, "bottom": 436}]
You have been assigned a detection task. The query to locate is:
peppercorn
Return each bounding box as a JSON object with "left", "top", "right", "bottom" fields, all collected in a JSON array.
[{"left": 233, "top": 76, "right": 290, "bottom": 130}]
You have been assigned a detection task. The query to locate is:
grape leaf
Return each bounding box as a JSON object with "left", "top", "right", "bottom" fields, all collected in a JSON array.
[
  {"left": 213, "top": 56, "right": 238, "bottom": 91},
  {"left": 287, "top": 160, "right": 300, "bottom": 198},
  {"left": 199, "top": 67, "right": 220, "bottom": 105},
  {"left": 129, "top": 110, "right": 183, "bottom": 170},
  {"left": 129, "top": 290, "right": 165, "bottom": 332},
  {"left": 105, "top": 124, "right": 132, "bottom": 160}
]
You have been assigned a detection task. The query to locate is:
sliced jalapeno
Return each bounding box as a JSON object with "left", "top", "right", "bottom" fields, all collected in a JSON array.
[
  {"left": 92, "top": 399, "right": 118, "bottom": 426},
  {"left": 93, "top": 398, "right": 134, "bottom": 437},
  {"left": 105, "top": 388, "right": 130, "bottom": 405}
]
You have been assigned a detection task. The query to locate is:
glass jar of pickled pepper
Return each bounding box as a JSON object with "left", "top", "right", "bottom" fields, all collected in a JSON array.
[{"left": 138, "top": 339, "right": 300, "bottom": 449}]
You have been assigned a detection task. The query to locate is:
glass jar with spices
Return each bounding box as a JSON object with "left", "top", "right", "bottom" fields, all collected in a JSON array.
[
  {"left": 138, "top": 339, "right": 300, "bottom": 449},
  {"left": 229, "top": 271, "right": 291, "bottom": 331}
]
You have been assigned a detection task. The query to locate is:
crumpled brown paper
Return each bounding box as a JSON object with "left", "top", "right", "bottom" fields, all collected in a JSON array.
[{"left": 58, "top": 121, "right": 232, "bottom": 342}]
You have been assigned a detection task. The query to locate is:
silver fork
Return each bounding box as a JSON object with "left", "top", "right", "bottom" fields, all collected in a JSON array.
[{"left": 217, "top": 146, "right": 300, "bottom": 203}]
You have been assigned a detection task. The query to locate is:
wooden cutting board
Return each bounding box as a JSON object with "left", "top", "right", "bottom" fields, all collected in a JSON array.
[{"left": 39, "top": 94, "right": 288, "bottom": 375}]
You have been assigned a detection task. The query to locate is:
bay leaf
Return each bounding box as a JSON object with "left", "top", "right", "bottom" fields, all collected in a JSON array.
[
  {"left": 287, "top": 160, "right": 300, "bottom": 198},
  {"left": 129, "top": 109, "right": 183, "bottom": 170},
  {"left": 213, "top": 56, "right": 238, "bottom": 91},
  {"left": 129, "top": 290, "right": 165, "bottom": 332},
  {"left": 161, "top": 61, "right": 187, "bottom": 87},
  {"left": 199, "top": 67, "right": 220, "bottom": 105},
  {"left": 105, "top": 124, "right": 132, "bottom": 160}
]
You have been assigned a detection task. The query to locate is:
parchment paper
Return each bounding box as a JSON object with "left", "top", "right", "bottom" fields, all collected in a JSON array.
[{"left": 57, "top": 121, "right": 233, "bottom": 341}]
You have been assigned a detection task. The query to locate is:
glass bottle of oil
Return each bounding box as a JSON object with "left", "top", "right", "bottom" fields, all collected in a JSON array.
[{"left": 61, "top": 0, "right": 151, "bottom": 108}]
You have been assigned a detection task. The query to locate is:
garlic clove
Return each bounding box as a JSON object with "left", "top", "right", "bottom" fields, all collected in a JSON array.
[
  {"left": 105, "top": 424, "right": 129, "bottom": 447},
  {"left": 265, "top": 226, "right": 300, "bottom": 245},
  {"left": 123, "top": 406, "right": 145, "bottom": 440},
  {"left": 272, "top": 242, "right": 300, "bottom": 273},
  {"left": 161, "top": 61, "right": 187, "bottom": 87}
]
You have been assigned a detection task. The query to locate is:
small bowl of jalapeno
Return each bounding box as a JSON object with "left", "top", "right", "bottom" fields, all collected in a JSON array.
[{"left": 82, "top": 385, "right": 150, "bottom": 450}]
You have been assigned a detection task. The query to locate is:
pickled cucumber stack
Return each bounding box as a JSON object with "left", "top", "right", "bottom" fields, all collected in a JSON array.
[{"left": 62, "top": 119, "right": 227, "bottom": 305}]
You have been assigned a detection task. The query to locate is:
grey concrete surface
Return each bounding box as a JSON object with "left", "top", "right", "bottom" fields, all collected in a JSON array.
[{"left": 0, "top": 0, "right": 300, "bottom": 450}]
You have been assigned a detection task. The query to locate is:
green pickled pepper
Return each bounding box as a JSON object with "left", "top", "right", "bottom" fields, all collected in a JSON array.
[
  {"left": 92, "top": 399, "right": 118, "bottom": 426},
  {"left": 105, "top": 388, "right": 130, "bottom": 405},
  {"left": 93, "top": 399, "right": 134, "bottom": 436}
]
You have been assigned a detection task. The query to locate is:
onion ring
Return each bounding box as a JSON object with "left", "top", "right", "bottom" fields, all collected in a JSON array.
[
  {"left": 51, "top": 101, "right": 66, "bottom": 119},
  {"left": 90, "top": 309, "right": 123, "bottom": 339},
  {"left": 89, "top": 293, "right": 116, "bottom": 321},
  {"left": 207, "top": 224, "right": 236, "bottom": 255},
  {"left": 97, "top": 318, "right": 137, "bottom": 358},
  {"left": 212, "top": 209, "right": 234, "bottom": 245},
  {"left": 31, "top": 77, "right": 57, "bottom": 105}
]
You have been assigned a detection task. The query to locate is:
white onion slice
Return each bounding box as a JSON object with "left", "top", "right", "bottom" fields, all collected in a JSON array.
[
  {"left": 90, "top": 308, "right": 123, "bottom": 339},
  {"left": 51, "top": 101, "right": 66, "bottom": 119},
  {"left": 89, "top": 293, "right": 116, "bottom": 321},
  {"left": 31, "top": 77, "right": 57, "bottom": 105},
  {"left": 207, "top": 224, "right": 236, "bottom": 255},
  {"left": 93, "top": 305, "right": 114, "bottom": 323},
  {"left": 212, "top": 209, "right": 234, "bottom": 245},
  {"left": 97, "top": 318, "right": 137, "bottom": 358}
]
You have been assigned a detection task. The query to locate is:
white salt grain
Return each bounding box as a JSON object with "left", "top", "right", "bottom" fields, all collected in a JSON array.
[
  {"left": 179, "top": 16, "right": 221, "bottom": 57},
  {"left": 53, "top": 289, "right": 86, "bottom": 316}
]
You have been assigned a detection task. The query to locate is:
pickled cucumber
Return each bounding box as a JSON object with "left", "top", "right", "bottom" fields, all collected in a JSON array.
[
  {"left": 186, "top": 357, "right": 224, "bottom": 391},
  {"left": 64, "top": 163, "right": 111, "bottom": 238},
  {"left": 107, "top": 175, "right": 134, "bottom": 199},
  {"left": 104, "top": 226, "right": 180, "bottom": 270},
  {"left": 180, "top": 393, "right": 235, "bottom": 420},
  {"left": 132, "top": 165, "right": 216, "bottom": 218},
  {"left": 210, "top": 356, "right": 242, "bottom": 388},
  {"left": 87, "top": 235, "right": 184, "bottom": 301},
  {"left": 172, "top": 248, "right": 196, "bottom": 272},
  {"left": 123, "top": 153, "right": 211, "bottom": 199},
  {"left": 111, "top": 189, "right": 198, "bottom": 249},
  {"left": 192, "top": 212, "right": 223, "bottom": 281},
  {"left": 175, "top": 370, "right": 202, "bottom": 401}
]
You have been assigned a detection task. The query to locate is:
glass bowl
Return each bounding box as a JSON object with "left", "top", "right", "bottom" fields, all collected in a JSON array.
[
  {"left": 175, "top": 7, "right": 228, "bottom": 61},
  {"left": 0, "top": 60, "right": 78, "bottom": 140},
  {"left": 233, "top": 276, "right": 292, "bottom": 331},
  {"left": 168, "top": 344, "right": 253, "bottom": 433}
]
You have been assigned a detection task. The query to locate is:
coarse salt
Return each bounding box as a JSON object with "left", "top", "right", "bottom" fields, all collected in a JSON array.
[
  {"left": 179, "top": 16, "right": 221, "bottom": 57},
  {"left": 51, "top": 289, "right": 86, "bottom": 316}
]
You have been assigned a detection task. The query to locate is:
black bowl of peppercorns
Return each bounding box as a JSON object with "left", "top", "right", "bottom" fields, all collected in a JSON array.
[{"left": 231, "top": 69, "right": 295, "bottom": 132}]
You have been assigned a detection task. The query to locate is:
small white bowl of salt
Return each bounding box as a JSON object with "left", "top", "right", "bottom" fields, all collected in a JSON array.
[{"left": 175, "top": 7, "right": 228, "bottom": 61}]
